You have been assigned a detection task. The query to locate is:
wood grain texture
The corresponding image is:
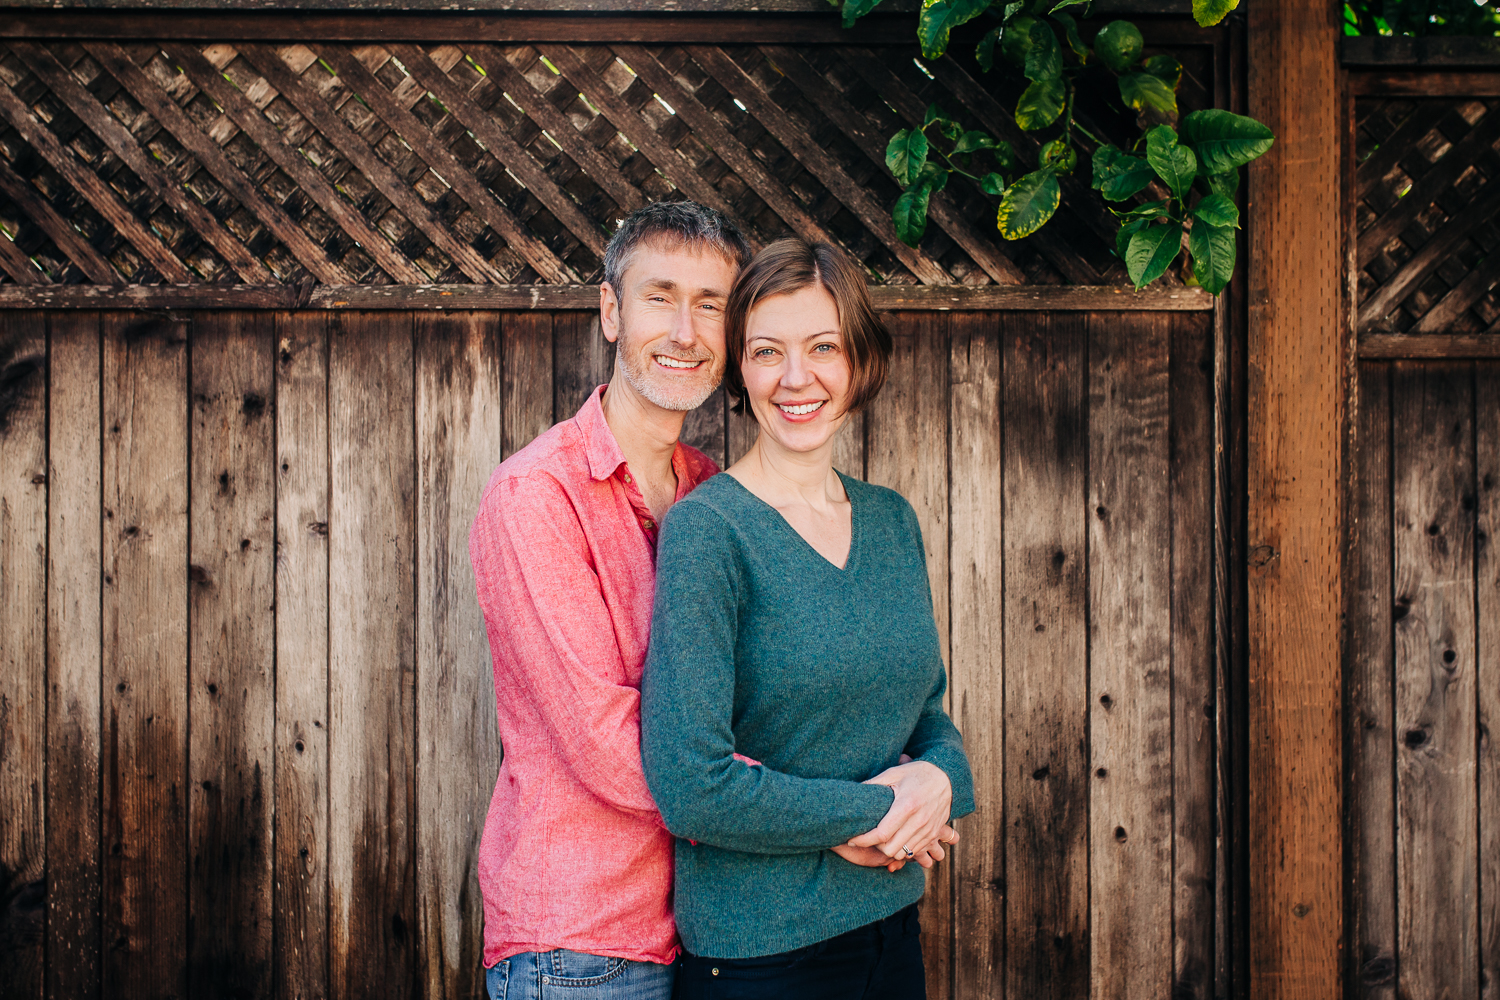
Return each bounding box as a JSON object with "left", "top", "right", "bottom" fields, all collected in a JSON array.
[
  {"left": 1088, "top": 311, "right": 1173, "bottom": 1000},
  {"left": 415, "top": 313, "right": 501, "bottom": 1000},
  {"left": 45, "top": 312, "right": 103, "bottom": 1000},
  {"left": 552, "top": 311, "right": 613, "bottom": 427},
  {"left": 1002, "top": 311, "right": 1089, "bottom": 1000},
  {"left": 1247, "top": 0, "right": 1345, "bottom": 989},
  {"left": 1477, "top": 362, "right": 1500, "bottom": 1000},
  {"left": 1390, "top": 361, "right": 1478, "bottom": 1000},
  {"left": 948, "top": 310, "right": 1003, "bottom": 1000},
  {"left": 101, "top": 312, "right": 190, "bottom": 1000},
  {"left": 0, "top": 159, "right": 116, "bottom": 284},
  {"left": 0, "top": 311, "right": 47, "bottom": 997},
  {"left": 187, "top": 311, "right": 276, "bottom": 999},
  {"left": 866, "top": 312, "right": 951, "bottom": 998},
  {"left": 502, "top": 312, "right": 554, "bottom": 459},
  {"left": 1170, "top": 311, "right": 1216, "bottom": 1000},
  {"left": 1348, "top": 363, "right": 1396, "bottom": 1000},
  {"left": 273, "top": 312, "right": 331, "bottom": 1000},
  {"left": 327, "top": 312, "right": 417, "bottom": 1000}
]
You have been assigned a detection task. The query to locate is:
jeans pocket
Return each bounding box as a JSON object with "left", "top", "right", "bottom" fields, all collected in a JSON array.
[
  {"left": 544, "top": 949, "right": 629, "bottom": 987},
  {"left": 485, "top": 959, "right": 510, "bottom": 1000}
]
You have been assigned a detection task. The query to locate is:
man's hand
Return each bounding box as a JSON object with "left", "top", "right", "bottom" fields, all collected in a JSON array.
[
  {"left": 831, "top": 825, "right": 958, "bottom": 872},
  {"left": 846, "top": 759, "right": 953, "bottom": 861}
]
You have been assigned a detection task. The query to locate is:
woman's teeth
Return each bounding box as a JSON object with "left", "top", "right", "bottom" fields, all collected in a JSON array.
[
  {"left": 655, "top": 356, "right": 703, "bottom": 369},
  {"left": 777, "top": 401, "right": 825, "bottom": 415}
]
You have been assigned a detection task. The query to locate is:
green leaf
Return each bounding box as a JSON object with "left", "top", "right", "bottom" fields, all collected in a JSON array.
[
  {"left": 1000, "top": 14, "right": 1037, "bottom": 67},
  {"left": 1142, "top": 54, "right": 1182, "bottom": 87},
  {"left": 1049, "top": 0, "right": 1089, "bottom": 10},
  {"left": 1179, "top": 109, "right": 1275, "bottom": 175},
  {"left": 1093, "top": 20, "right": 1143, "bottom": 72},
  {"left": 1116, "top": 217, "right": 1149, "bottom": 260},
  {"left": 924, "top": 103, "right": 954, "bottom": 128},
  {"left": 841, "top": 0, "right": 887, "bottom": 28},
  {"left": 894, "top": 184, "right": 933, "bottom": 246},
  {"left": 914, "top": 161, "right": 950, "bottom": 193},
  {"left": 1015, "top": 75, "right": 1065, "bottom": 130},
  {"left": 990, "top": 139, "right": 1018, "bottom": 174},
  {"left": 1206, "top": 168, "right": 1240, "bottom": 197},
  {"left": 1091, "top": 145, "right": 1156, "bottom": 201},
  {"left": 1145, "top": 125, "right": 1196, "bottom": 200},
  {"left": 1113, "top": 199, "right": 1170, "bottom": 221},
  {"left": 977, "top": 25, "right": 1002, "bottom": 71},
  {"left": 1039, "top": 138, "right": 1077, "bottom": 174},
  {"left": 1126, "top": 221, "right": 1183, "bottom": 288},
  {"left": 918, "top": 0, "right": 994, "bottom": 60},
  {"left": 1119, "top": 72, "right": 1179, "bottom": 118},
  {"left": 996, "top": 170, "right": 1061, "bottom": 239},
  {"left": 953, "top": 130, "right": 1000, "bottom": 155},
  {"left": 1192, "top": 0, "right": 1238, "bottom": 27},
  {"left": 886, "top": 128, "right": 929, "bottom": 186},
  {"left": 1024, "top": 20, "right": 1063, "bottom": 80},
  {"left": 1187, "top": 220, "right": 1235, "bottom": 293},
  {"left": 1051, "top": 9, "right": 1090, "bottom": 62},
  {"left": 1192, "top": 192, "right": 1239, "bottom": 228},
  {"left": 980, "top": 172, "right": 1007, "bottom": 195}
]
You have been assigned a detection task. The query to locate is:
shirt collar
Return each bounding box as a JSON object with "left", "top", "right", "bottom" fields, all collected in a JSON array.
[{"left": 577, "top": 385, "right": 628, "bottom": 483}]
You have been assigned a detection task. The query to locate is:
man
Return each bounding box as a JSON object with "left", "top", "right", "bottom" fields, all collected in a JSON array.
[{"left": 468, "top": 201, "right": 751, "bottom": 999}]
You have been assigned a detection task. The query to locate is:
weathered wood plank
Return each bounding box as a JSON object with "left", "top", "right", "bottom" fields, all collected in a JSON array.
[
  {"left": 1477, "top": 361, "right": 1500, "bottom": 1000},
  {"left": 187, "top": 311, "right": 276, "bottom": 1000},
  {"left": 1350, "top": 70, "right": 1500, "bottom": 96},
  {"left": 552, "top": 311, "right": 613, "bottom": 425},
  {"left": 866, "top": 311, "right": 951, "bottom": 998},
  {"left": 415, "top": 312, "right": 501, "bottom": 1000},
  {"left": 1360, "top": 334, "right": 1500, "bottom": 359},
  {"left": 1001, "top": 311, "right": 1088, "bottom": 1000},
  {"left": 1390, "top": 361, "right": 1479, "bottom": 1000},
  {"left": 0, "top": 226, "right": 46, "bottom": 284},
  {"left": 1349, "top": 362, "right": 1396, "bottom": 1000},
  {"left": 101, "top": 311, "right": 190, "bottom": 1000},
  {"left": 0, "top": 311, "right": 47, "bottom": 997},
  {"left": 273, "top": 312, "right": 331, "bottom": 1000},
  {"left": 45, "top": 312, "right": 103, "bottom": 1000},
  {"left": 1169, "top": 311, "right": 1215, "bottom": 1000},
  {"left": 502, "top": 312, "right": 554, "bottom": 459},
  {"left": 328, "top": 312, "right": 417, "bottom": 999},
  {"left": 680, "top": 386, "right": 727, "bottom": 471},
  {"left": 0, "top": 159, "right": 116, "bottom": 284},
  {"left": 1088, "top": 311, "right": 1173, "bottom": 1000},
  {"left": 948, "top": 311, "right": 1003, "bottom": 1000}
]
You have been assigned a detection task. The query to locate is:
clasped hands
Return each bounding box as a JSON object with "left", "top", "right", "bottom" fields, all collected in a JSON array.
[{"left": 830, "top": 756, "right": 958, "bottom": 874}]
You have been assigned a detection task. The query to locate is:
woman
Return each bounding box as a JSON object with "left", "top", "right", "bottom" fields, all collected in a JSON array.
[{"left": 640, "top": 238, "right": 974, "bottom": 999}]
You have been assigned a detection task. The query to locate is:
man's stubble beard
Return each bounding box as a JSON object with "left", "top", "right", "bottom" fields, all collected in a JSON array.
[{"left": 614, "top": 318, "right": 725, "bottom": 413}]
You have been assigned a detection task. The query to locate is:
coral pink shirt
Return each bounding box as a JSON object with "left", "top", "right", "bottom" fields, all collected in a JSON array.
[{"left": 469, "top": 385, "right": 719, "bottom": 968}]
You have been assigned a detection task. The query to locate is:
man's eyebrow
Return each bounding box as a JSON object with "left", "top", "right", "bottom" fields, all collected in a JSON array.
[{"left": 637, "top": 278, "right": 678, "bottom": 293}]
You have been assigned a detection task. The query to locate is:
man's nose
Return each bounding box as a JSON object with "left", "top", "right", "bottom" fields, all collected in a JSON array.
[{"left": 667, "top": 299, "right": 698, "bottom": 346}]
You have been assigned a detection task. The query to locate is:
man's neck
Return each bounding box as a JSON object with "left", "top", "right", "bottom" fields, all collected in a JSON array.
[{"left": 599, "top": 369, "right": 686, "bottom": 493}]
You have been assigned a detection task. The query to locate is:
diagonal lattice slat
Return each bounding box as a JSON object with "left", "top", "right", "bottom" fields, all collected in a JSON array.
[
  {"left": 1, "top": 38, "right": 1151, "bottom": 293},
  {"left": 1356, "top": 96, "right": 1500, "bottom": 336}
]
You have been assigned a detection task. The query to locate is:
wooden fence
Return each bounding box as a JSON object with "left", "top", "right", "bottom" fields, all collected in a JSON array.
[{"left": 0, "top": 11, "right": 1243, "bottom": 1000}]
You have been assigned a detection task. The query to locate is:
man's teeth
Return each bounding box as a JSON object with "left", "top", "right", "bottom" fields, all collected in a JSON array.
[
  {"left": 778, "top": 401, "right": 825, "bottom": 415},
  {"left": 655, "top": 356, "right": 703, "bottom": 369}
]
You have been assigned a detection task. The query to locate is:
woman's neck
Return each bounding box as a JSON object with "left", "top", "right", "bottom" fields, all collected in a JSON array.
[{"left": 733, "top": 430, "right": 846, "bottom": 511}]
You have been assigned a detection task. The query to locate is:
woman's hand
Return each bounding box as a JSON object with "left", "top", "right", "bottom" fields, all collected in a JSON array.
[
  {"left": 831, "top": 825, "right": 958, "bottom": 872},
  {"left": 847, "top": 760, "right": 953, "bottom": 861}
]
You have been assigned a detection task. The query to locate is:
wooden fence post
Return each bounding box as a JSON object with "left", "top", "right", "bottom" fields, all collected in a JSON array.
[{"left": 1246, "top": 0, "right": 1346, "bottom": 995}]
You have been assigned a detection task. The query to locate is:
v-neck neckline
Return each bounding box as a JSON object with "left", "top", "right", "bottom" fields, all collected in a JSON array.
[{"left": 721, "top": 470, "right": 860, "bottom": 574}]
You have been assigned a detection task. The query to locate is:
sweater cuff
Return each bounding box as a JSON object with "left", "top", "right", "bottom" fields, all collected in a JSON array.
[{"left": 915, "top": 745, "right": 976, "bottom": 820}]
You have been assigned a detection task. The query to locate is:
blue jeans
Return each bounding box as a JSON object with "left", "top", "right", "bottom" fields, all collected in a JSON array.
[{"left": 486, "top": 949, "right": 676, "bottom": 1000}]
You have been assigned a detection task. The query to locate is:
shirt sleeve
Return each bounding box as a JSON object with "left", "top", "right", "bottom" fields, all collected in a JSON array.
[
  {"left": 469, "top": 471, "right": 662, "bottom": 822},
  {"left": 640, "top": 499, "right": 896, "bottom": 855}
]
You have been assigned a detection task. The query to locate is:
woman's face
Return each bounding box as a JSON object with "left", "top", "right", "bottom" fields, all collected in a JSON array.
[{"left": 741, "top": 284, "right": 850, "bottom": 455}]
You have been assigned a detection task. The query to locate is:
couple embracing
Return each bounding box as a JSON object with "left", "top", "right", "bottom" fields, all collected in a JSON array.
[{"left": 469, "top": 201, "right": 974, "bottom": 1000}]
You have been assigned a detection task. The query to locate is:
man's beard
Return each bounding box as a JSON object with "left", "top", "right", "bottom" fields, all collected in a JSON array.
[{"left": 615, "top": 336, "right": 724, "bottom": 412}]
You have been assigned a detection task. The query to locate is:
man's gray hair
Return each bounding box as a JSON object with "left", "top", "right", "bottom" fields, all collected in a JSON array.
[{"left": 602, "top": 201, "right": 752, "bottom": 292}]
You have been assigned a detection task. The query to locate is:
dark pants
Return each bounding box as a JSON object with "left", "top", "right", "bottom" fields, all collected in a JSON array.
[{"left": 674, "top": 904, "right": 925, "bottom": 1000}]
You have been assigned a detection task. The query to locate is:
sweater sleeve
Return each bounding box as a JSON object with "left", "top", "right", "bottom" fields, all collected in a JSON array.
[
  {"left": 898, "top": 502, "right": 977, "bottom": 820},
  {"left": 640, "top": 499, "right": 895, "bottom": 854}
]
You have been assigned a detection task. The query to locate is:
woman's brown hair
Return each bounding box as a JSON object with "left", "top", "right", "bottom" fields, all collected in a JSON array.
[{"left": 722, "top": 238, "right": 893, "bottom": 419}]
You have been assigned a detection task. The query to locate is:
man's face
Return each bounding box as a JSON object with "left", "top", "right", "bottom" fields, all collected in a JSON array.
[{"left": 600, "top": 240, "right": 738, "bottom": 412}]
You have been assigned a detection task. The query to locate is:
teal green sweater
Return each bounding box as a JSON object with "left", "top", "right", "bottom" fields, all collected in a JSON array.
[{"left": 640, "top": 472, "right": 975, "bottom": 960}]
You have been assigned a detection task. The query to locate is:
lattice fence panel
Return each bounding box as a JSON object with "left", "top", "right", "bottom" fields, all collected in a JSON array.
[
  {"left": 0, "top": 37, "right": 1146, "bottom": 293},
  {"left": 1355, "top": 95, "right": 1500, "bottom": 336}
]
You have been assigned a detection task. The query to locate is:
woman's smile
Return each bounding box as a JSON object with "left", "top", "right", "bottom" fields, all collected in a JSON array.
[{"left": 775, "top": 399, "right": 827, "bottom": 420}]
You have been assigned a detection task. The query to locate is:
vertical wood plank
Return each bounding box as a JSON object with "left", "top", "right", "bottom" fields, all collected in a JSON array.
[
  {"left": 1348, "top": 362, "right": 1396, "bottom": 1000},
  {"left": 680, "top": 386, "right": 726, "bottom": 470},
  {"left": 1477, "top": 362, "right": 1500, "bottom": 1000},
  {"left": 1391, "top": 361, "right": 1478, "bottom": 1000},
  {"left": 328, "top": 312, "right": 417, "bottom": 1000},
  {"left": 1170, "top": 312, "right": 1216, "bottom": 1000},
  {"left": 274, "top": 313, "right": 331, "bottom": 1000},
  {"left": 187, "top": 311, "right": 275, "bottom": 1000},
  {"left": 502, "top": 313, "right": 554, "bottom": 459},
  {"left": 553, "top": 311, "right": 613, "bottom": 424},
  {"left": 0, "top": 311, "right": 48, "bottom": 997},
  {"left": 1002, "top": 311, "right": 1089, "bottom": 1000},
  {"left": 46, "top": 312, "right": 103, "bottom": 1000},
  {"left": 867, "top": 311, "right": 951, "bottom": 999},
  {"left": 415, "top": 312, "right": 501, "bottom": 1000},
  {"left": 948, "top": 311, "right": 1003, "bottom": 1000},
  {"left": 101, "top": 311, "right": 190, "bottom": 1000},
  {"left": 1088, "top": 311, "right": 1173, "bottom": 1000}
]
